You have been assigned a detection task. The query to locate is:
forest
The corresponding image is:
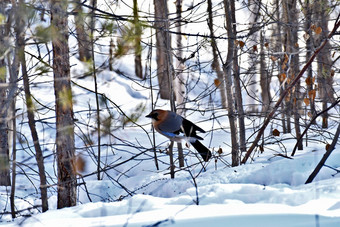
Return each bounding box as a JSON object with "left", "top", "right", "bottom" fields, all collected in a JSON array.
[{"left": 0, "top": 0, "right": 340, "bottom": 226}]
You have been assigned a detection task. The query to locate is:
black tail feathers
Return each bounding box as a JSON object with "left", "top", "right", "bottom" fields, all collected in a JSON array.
[{"left": 190, "top": 140, "right": 212, "bottom": 161}]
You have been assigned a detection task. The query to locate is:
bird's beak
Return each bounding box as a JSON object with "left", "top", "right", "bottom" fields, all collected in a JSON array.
[{"left": 145, "top": 114, "right": 152, "bottom": 118}]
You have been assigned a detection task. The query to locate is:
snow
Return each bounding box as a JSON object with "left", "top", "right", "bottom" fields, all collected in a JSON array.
[
  {"left": 2, "top": 141, "right": 340, "bottom": 226},
  {"left": 1, "top": 1, "right": 340, "bottom": 226}
]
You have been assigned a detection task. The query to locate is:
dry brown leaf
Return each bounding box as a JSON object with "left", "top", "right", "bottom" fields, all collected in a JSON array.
[
  {"left": 305, "top": 76, "right": 314, "bottom": 86},
  {"left": 308, "top": 89, "right": 316, "bottom": 100},
  {"left": 279, "top": 73, "right": 286, "bottom": 82},
  {"left": 315, "top": 26, "right": 322, "bottom": 35},
  {"left": 304, "top": 97, "right": 310, "bottom": 106},
  {"left": 214, "top": 78, "right": 221, "bottom": 87},
  {"left": 310, "top": 24, "right": 316, "bottom": 31},
  {"left": 307, "top": 111, "right": 313, "bottom": 118},
  {"left": 72, "top": 154, "right": 86, "bottom": 175},
  {"left": 273, "top": 129, "right": 280, "bottom": 137},
  {"left": 253, "top": 45, "right": 258, "bottom": 52}
]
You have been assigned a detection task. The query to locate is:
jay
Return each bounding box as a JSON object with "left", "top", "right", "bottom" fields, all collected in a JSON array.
[{"left": 146, "top": 109, "right": 212, "bottom": 161}]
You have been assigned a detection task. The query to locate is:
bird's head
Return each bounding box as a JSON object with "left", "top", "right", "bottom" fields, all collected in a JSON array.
[{"left": 145, "top": 109, "right": 166, "bottom": 121}]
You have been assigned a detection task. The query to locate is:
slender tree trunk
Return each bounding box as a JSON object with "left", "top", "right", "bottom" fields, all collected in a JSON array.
[
  {"left": 290, "top": 0, "right": 303, "bottom": 150},
  {"left": 207, "top": 0, "right": 227, "bottom": 109},
  {"left": 223, "top": 0, "right": 239, "bottom": 166},
  {"left": 274, "top": 0, "right": 287, "bottom": 133},
  {"left": 282, "top": 0, "right": 296, "bottom": 134},
  {"left": 154, "top": 0, "right": 172, "bottom": 100},
  {"left": 89, "top": 0, "right": 102, "bottom": 181},
  {"left": 303, "top": 0, "right": 316, "bottom": 123},
  {"left": 259, "top": 31, "right": 271, "bottom": 112},
  {"left": 51, "top": 0, "right": 77, "bottom": 208},
  {"left": 175, "top": 0, "right": 184, "bottom": 168},
  {"left": 133, "top": 0, "right": 143, "bottom": 79},
  {"left": 283, "top": 0, "right": 302, "bottom": 149},
  {"left": 10, "top": 99, "right": 16, "bottom": 218},
  {"left": 164, "top": 0, "right": 177, "bottom": 175},
  {"left": 17, "top": 0, "right": 49, "bottom": 210},
  {"left": 0, "top": 1, "right": 11, "bottom": 186},
  {"left": 230, "top": 0, "right": 246, "bottom": 159},
  {"left": 247, "top": 0, "right": 261, "bottom": 113},
  {"left": 315, "top": 0, "right": 334, "bottom": 128},
  {"left": 74, "top": 0, "right": 91, "bottom": 61}
]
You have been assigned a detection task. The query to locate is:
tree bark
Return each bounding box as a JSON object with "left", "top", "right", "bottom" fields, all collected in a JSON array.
[
  {"left": 17, "top": 0, "right": 49, "bottom": 210},
  {"left": 0, "top": 1, "right": 11, "bottom": 186},
  {"left": 230, "top": 0, "right": 246, "bottom": 157},
  {"left": 274, "top": 0, "right": 287, "bottom": 133},
  {"left": 259, "top": 31, "right": 271, "bottom": 112},
  {"left": 154, "top": 0, "right": 172, "bottom": 100},
  {"left": 315, "top": 0, "right": 334, "bottom": 128},
  {"left": 73, "top": 0, "right": 91, "bottom": 61},
  {"left": 283, "top": 0, "right": 302, "bottom": 149},
  {"left": 207, "top": 0, "right": 227, "bottom": 109},
  {"left": 51, "top": 0, "right": 77, "bottom": 208},
  {"left": 223, "top": 0, "right": 239, "bottom": 166},
  {"left": 175, "top": 0, "right": 185, "bottom": 168},
  {"left": 303, "top": 0, "right": 316, "bottom": 124},
  {"left": 246, "top": 0, "right": 261, "bottom": 113},
  {"left": 133, "top": 0, "right": 143, "bottom": 79}
]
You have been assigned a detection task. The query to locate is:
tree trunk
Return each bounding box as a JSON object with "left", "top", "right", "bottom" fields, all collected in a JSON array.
[
  {"left": 175, "top": 0, "right": 185, "bottom": 168},
  {"left": 207, "top": 0, "right": 227, "bottom": 109},
  {"left": 51, "top": 0, "right": 77, "bottom": 208},
  {"left": 246, "top": 0, "right": 261, "bottom": 113},
  {"left": 230, "top": 0, "right": 246, "bottom": 159},
  {"left": 17, "top": 0, "right": 49, "bottom": 210},
  {"left": 223, "top": 0, "right": 239, "bottom": 166},
  {"left": 282, "top": 0, "right": 297, "bottom": 134},
  {"left": 74, "top": 0, "right": 92, "bottom": 61},
  {"left": 303, "top": 0, "right": 316, "bottom": 124},
  {"left": 259, "top": 31, "right": 271, "bottom": 112},
  {"left": 133, "top": 0, "right": 143, "bottom": 79},
  {"left": 315, "top": 0, "right": 334, "bottom": 128},
  {"left": 0, "top": 1, "right": 11, "bottom": 186},
  {"left": 154, "top": 0, "right": 172, "bottom": 100},
  {"left": 273, "top": 0, "right": 287, "bottom": 133},
  {"left": 283, "top": 0, "right": 302, "bottom": 149}
]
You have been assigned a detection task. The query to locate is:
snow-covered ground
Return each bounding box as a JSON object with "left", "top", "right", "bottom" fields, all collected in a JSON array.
[{"left": 3, "top": 148, "right": 340, "bottom": 226}]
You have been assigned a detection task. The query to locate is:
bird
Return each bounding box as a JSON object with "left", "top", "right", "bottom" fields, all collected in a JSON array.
[{"left": 146, "top": 109, "right": 212, "bottom": 161}]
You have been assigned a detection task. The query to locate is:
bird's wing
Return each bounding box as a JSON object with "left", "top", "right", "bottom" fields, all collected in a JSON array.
[
  {"left": 157, "top": 111, "right": 183, "bottom": 134},
  {"left": 180, "top": 118, "right": 205, "bottom": 140}
]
